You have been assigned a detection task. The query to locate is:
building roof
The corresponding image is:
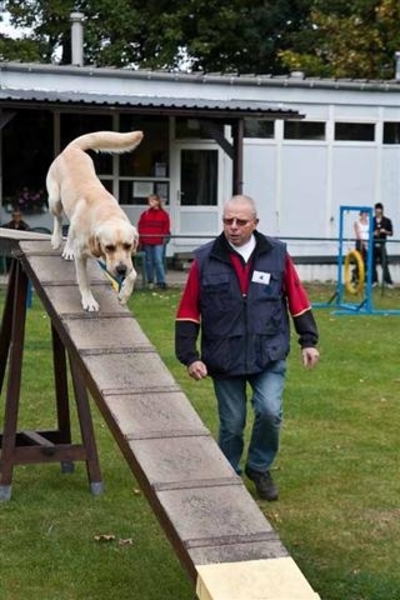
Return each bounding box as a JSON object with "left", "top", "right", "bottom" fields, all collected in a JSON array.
[
  {"left": 0, "top": 88, "right": 301, "bottom": 119},
  {"left": 0, "top": 61, "right": 303, "bottom": 119},
  {"left": 1, "top": 61, "right": 400, "bottom": 92},
  {"left": 4, "top": 59, "right": 400, "bottom": 120}
]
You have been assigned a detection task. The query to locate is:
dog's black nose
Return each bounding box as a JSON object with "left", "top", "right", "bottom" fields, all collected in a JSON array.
[{"left": 116, "top": 264, "right": 127, "bottom": 277}]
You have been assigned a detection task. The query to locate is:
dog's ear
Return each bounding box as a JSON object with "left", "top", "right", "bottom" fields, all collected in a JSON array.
[
  {"left": 132, "top": 229, "right": 140, "bottom": 253},
  {"left": 88, "top": 234, "right": 102, "bottom": 257}
]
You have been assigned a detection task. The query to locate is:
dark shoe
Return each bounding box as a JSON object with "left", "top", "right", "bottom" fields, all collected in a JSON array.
[
  {"left": 245, "top": 466, "right": 279, "bottom": 501},
  {"left": 157, "top": 282, "right": 167, "bottom": 290}
]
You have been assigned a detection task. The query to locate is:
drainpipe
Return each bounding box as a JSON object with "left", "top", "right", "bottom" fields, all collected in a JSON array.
[
  {"left": 70, "top": 12, "right": 84, "bottom": 67},
  {"left": 231, "top": 120, "right": 244, "bottom": 195},
  {"left": 395, "top": 52, "right": 400, "bottom": 81}
]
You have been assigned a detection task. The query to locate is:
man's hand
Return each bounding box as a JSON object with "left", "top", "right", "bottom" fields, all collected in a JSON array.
[
  {"left": 187, "top": 360, "right": 208, "bottom": 380},
  {"left": 301, "top": 347, "right": 320, "bottom": 369}
]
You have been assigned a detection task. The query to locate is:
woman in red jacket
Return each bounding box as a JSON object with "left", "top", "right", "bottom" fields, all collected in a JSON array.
[{"left": 138, "top": 194, "right": 170, "bottom": 289}]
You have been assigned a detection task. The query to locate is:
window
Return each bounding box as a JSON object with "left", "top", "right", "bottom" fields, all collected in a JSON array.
[
  {"left": 244, "top": 119, "right": 274, "bottom": 138},
  {"left": 60, "top": 113, "right": 113, "bottom": 174},
  {"left": 2, "top": 109, "right": 53, "bottom": 210},
  {"left": 119, "top": 180, "right": 169, "bottom": 206},
  {"left": 335, "top": 122, "right": 375, "bottom": 142},
  {"left": 180, "top": 149, "right": 218, "bottom": 206},
  {"left": 383, "top": 122, "right": 400, "bottom": 145},
  {"left": 175, "top": 118, "right": 223, "bottom": 139},
  {"left": 284, "top": 121, "right": 326, "bottom": 140},
  {"left": 119, "top": 115, "right": 169, "bottom": 177}
]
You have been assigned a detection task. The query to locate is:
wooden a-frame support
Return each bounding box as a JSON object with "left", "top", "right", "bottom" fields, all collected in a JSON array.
[{"left": 0, "top": 258, "right": 103, "bottom": 501}]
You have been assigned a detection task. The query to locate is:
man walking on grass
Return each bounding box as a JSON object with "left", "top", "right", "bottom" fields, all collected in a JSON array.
[{"left": 175, "top": 194, "right": 320, "bottom": 501}]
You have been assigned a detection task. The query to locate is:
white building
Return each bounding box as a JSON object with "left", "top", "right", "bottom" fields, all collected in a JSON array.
[{"left": 1, "top": 55, "right": 400, "bottom": 279}]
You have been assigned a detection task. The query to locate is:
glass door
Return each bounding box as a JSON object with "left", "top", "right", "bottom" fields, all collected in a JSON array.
[{"left": 172, "top": 146, "right": 223, "bottom": 247}]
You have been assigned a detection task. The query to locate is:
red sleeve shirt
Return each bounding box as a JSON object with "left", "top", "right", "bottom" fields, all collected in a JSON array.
[
  {"left": 176, "top": 253, "right": 312, "bottom": 322},
  {"left": 176, "top": 250, "right": 318, "bottom": 356}
]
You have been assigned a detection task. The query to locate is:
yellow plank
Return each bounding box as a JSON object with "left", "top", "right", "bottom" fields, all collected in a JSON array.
[{"left": 196, "top": 557, "right": 321, "bottom": 600}]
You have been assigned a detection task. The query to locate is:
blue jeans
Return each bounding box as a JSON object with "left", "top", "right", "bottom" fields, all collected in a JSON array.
[
  {"left": 212, "top": 360, "right": 286, "bottom": 474},
  {"left": 142, "top": 244, "right": 166, "bottom": 285}
]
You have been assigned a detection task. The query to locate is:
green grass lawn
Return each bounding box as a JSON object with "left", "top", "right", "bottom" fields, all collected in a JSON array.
[{"left": 1, "top": 283, "right": 400, "bottom": 599}]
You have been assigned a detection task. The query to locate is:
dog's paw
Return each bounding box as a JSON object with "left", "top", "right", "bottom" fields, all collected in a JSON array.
[
  {"left": 118, "top": 273, "right": 135, "bottom": 305},
  {"left": 82, "top": 293, "right": 100, "bottom": 312},
  {"left": 62, "top": 248, "right": 75, "bottom": 261},
  {"left": 117, "top": 290, "right": 129, "bottom": 305},
  {"left": 118, "top": 283, "right": 133, "bottom": 305}
]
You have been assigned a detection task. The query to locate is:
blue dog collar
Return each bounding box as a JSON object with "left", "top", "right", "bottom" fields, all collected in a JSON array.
[{"left": 97, "top": 260, "right": 124, "bottom": 293}]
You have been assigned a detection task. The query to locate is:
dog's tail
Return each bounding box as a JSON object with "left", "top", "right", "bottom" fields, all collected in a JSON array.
[{"left": 67, "top": 130, "right": 143, "bottom": 154}]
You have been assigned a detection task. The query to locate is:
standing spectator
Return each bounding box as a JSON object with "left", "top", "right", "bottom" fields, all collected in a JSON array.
[
  {"left": 1, "top": 210, "right": 30, "bottom": 272},
  {"left": 372, "top": 202, "right": 393, "bottom": 288},
  {"left": 138, "top": 194, "right": 170, "bottom": 289},
  {"left": 175, "top": 194, "right": 320, "bottom": 501},
  {"left": 352, "top": 210, "right": 370, "bottom": 283}
]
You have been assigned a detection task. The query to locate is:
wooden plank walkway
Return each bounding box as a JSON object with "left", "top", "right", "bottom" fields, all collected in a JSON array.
[{"left": 0, "top": 232, "right": 321, "bottom": 600}]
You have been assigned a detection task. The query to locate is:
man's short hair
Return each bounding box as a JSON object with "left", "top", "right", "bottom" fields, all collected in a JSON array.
[{"left": 374, "top": 202, "right": 383, "bottom": 210}]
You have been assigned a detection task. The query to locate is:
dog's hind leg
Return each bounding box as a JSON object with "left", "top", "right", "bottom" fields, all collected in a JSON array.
[
  {"left": 47, "top": 176, "right": 63, "bottom": 250},
  {"left": 75, "top": 255, "right": 100, "bottom": 312}
]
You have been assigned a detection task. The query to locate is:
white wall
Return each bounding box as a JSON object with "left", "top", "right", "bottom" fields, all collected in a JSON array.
[{"left": 243, "top": 107, "right": 400, "bottom": 263}]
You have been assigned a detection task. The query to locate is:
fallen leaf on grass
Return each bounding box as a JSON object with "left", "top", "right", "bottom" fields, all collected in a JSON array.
[
  {"left": 118, "top": 538, "right": 134, "bottom": 546},
  {"left": 94, "top": 534, "right": 116, "bottom": 543}
]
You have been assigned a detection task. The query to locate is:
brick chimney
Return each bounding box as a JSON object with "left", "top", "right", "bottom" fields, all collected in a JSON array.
[{"left": 70, "top": 12, "right": 84, "bottom": 66}]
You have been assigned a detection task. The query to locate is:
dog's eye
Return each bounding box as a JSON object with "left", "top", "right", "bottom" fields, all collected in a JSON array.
[
  {"left": 105, "top": 245, "right": 116, "bottom": 252},
  {"left": 123, "top": 243, "right": 133, "bottom": 251}
]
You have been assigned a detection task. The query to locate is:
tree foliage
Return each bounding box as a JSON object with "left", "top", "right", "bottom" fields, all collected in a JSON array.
[
  {"left": 1, "top": 0, "right": 313, "bottom": 72},
  {"left": 1, "top": 0, "right": 399, "bottom": 79},
  {"left": 279, "top": 0, "right": 400, "bottom": 79}
]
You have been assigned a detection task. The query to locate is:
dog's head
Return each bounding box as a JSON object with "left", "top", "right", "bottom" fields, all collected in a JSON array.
[{"left": 89, "top": 220, "right": 139, "bottom": 279}]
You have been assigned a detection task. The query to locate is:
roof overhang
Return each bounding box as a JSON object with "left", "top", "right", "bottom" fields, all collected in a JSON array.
[
  {"left": 0, "top": 61, "right": 304, "bottom": 120},
  {"left": 0, "top": 88, "right": 303, "bottom": 120}
]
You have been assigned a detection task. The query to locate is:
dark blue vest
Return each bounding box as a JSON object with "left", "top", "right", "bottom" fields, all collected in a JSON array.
[{"left": 195, "top": 234, "right": 290, "bottom": 376}]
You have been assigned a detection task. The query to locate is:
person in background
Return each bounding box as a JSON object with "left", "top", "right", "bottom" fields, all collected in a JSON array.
[
  {"left": 372, "top": 202, "right": 393, "bottom": 288},
  {"left": 138, "top": 194, "right": 170, "bottom": 290},
  {"left": 352, "top": 210, "right": 370, "bottom": 283},
  {"left": 1, "top": 209, "right": 30, "bottom": 272},
  {"left": 2, "top": 209, "right": 30, "bottom": 231},
  {"left": 175, "top": 194, "right": 320, "bottom": 501}
]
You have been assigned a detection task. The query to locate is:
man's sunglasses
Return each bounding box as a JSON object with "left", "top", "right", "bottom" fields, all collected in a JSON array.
[{"left": 223, "top": 217, "right": 254, "bottom": 227}]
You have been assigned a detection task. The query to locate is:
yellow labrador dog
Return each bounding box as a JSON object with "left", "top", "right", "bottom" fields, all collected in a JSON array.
[{"left": 46, "top": 130, "right": 143, "bottom": 311}]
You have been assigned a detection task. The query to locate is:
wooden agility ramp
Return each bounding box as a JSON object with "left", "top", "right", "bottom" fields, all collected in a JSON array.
[{"left": 0, "top": 231, "right": 321, "bottom": 600}]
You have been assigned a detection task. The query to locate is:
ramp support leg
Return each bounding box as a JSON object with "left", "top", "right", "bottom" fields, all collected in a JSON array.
[
  {"left": 0, "top": 260, "right": 28, "bottom": 500},
  {"left": 0, "top": 258, "right": 103, "bottom": 500}
]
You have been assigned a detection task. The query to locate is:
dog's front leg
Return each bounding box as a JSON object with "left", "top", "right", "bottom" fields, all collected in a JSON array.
[
  {"left": 62, "top": 227, "right": 75, "bottom": 261},
  {"left": 118, "top": 267, "right": 137, "bottom": 305},
  {"left": 75, "top": 255, "right": 100, "bottom": 312},
  {"left": 62, "top": 236, "right": 75, "bottom": 261}
]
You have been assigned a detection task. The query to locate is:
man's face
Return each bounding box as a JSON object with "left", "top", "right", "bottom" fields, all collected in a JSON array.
[
  {"left": 222, "top": 202, "right": 258, "bottom": 247},
  {"left": 375, "top": 206, "right": 383, "bottom": 218}
]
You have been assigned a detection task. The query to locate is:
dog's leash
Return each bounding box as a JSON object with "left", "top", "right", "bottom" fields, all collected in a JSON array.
[{"left": 97, "top": 260, "right": 124, "bottom": 293}]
